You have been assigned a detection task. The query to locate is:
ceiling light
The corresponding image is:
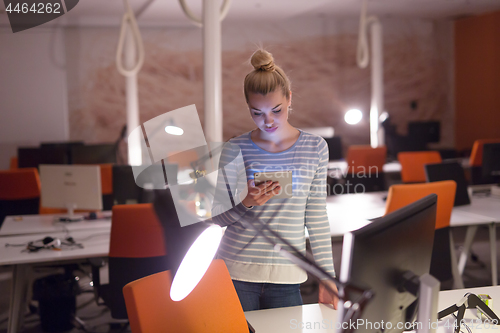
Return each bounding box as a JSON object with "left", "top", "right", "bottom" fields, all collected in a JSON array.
[{"left": 345, "top": 109, "right": 363, "bottom": 125}]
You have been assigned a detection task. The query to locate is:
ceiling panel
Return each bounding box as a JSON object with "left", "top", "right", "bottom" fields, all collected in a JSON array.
[{"left": 1, "top": 0, "right": 500, "bottom": 28}]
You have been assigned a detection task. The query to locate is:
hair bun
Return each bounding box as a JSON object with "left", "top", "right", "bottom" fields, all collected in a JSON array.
[{"left": 250, "top": 49, "right": 275, "bottom": 72}]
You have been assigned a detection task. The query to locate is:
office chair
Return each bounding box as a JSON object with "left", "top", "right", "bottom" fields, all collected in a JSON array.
[
  {"left": 123, "top": 259, "right": 249, "bottom": 333},
  {"left": 469, "top": 139, "right": 500, "bottom": 184},
  {"left": 0, "top": 168, "right": 41, "bottom": 225},
  {"left": 341, "top": 145, "right": 387, "bottom": 193},
  {"left": 10, "top": 156, "right": 18, "bottom": 169},
  {"left": 91, "top": 204, "right": 168, "bottom": 319},
  {"left": 99, "top": 164, "right": 113, "bottom": 210},
  {"left": 385, "top": 180, "right": 461, "bottom": 287},
  {"left": 398, "top": 151, "right": 442, "bottom": 183}
]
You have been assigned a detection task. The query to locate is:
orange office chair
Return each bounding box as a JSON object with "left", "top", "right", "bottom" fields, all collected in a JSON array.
[
  {"left": 99, "top": 164, "right": 113, "bottom": 210},
  {"left": 91, "top": 204, "right": 168, "bottom": 319},
  {"left": 343, "top": 145, "right": 387, "bottom": 193},
  {"left": 385, "top": 180, "right": 460, "bottom": 286},
  {"left": 469, "top": 139, "right": 500, "bottom": 184},
  {"left": 123, "top": 259, "right": 249, "bottom": 333},
  {"left": 10, "top": 156, "right": 18, "bottom": 170},
  {"left": 0, "top": 168, "right": 41, "bottom": 224},
  {"left": 398, "top": 151, "right": 442, "bottom": 183}
]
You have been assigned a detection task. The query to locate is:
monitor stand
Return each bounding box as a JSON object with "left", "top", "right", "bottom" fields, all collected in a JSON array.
[
  {"left": 491, "top": 184, "right": 500, "bottom": 197},
  {"left": 416, "top": 274, "right": 440, "bottom": 333},
  {"left": 54, "top": 203, "right": 84, "bottom": 222}
]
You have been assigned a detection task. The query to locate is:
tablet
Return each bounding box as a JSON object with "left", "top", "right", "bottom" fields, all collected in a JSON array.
[{"left": 254, "top": 170, "right": 293, "bottom": 199}]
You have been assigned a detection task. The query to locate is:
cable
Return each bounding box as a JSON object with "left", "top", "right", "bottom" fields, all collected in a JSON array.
[
  {"left": 178, "top": 0, "right": 232, "bottom": 28},
  {"left": 116, "top": 0, "right": 145, "bottom": 77}
]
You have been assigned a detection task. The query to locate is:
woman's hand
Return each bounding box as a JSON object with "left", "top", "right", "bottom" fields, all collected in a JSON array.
[
  {"left": 242, "top": 179, "right": 281, "bottom": 207},
  {"left": 318, "top": 280, "right": 339, "bottom": 310}
]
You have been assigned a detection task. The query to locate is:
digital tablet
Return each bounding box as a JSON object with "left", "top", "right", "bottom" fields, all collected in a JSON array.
[{"left": 254, "top": 170, "right": 293, "bottom": 199}]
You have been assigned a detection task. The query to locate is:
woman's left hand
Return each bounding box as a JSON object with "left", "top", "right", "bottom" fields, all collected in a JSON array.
[{"left": 318, "top": 280, "right": 339, "bottom": 310}]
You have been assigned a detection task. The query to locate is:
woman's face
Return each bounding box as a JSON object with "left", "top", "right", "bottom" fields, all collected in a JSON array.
[{"left": 247, "top": 90, "right": 291, "bottom": 136}]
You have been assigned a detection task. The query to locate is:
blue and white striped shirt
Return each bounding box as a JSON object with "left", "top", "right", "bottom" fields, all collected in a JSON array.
[{"left": 212, "top": 129, "right": 335, "bottom": 284}]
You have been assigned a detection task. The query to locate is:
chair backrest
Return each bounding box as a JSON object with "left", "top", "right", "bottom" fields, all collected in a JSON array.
[
  {"left": 109, "top": 204, "right": 166, "bottom": 258},
  {"left": 385, "top": 180, "right": 456, "bottom": 230},
  {"left": 10, "top": 157, "right": 18, "bottom": 170},
  {"left": 398, "top": 151, "right": 442, "bottom": 183},
  {"left": 346, "top": 145, "right": 387, "bottom": 175},
  {"left": 0, "top": 168, "right": 41, "bottom": 224},
  {"left": 469, "top": 139, "right": 500, "bottom": 167},
  {"left": 123, "top": 259, "right": 248, "bottom": 333},
  {"left": 106, "top": 204, "right": 168, "bottom": 319},
  {"left": 99, "top": 164, "right": 113, "bottom": 196},
  {"left": 0, "top": 168, "right": 41, "bottom": 200}
]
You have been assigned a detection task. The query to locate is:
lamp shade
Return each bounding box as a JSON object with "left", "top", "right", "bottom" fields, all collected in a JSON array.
[{"left": 153, "top": 189, "right": 222, "bottom": 301}]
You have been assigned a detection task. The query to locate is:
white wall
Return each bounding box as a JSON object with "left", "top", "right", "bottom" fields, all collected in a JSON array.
[{"left": 0, "top": 28, "right": 69, "bottom": 169}]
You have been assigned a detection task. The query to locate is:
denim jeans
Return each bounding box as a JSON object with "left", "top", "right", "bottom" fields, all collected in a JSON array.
[{"left": 232, "top": 280, "right": 303, "bottom": 311}]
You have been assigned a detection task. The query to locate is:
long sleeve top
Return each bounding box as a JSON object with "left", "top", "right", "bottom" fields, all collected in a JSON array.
[{"left": 211, "top": 129, "right": 335, "bottom": 284}]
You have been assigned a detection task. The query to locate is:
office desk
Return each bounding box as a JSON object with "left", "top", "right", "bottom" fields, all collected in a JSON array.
[
  {"left": 0, "top": 213, "right": 112, "bottom": 237},
  {"left": 0, "top": 229, "right": 110, "bottom": 333},
  {"left": 454, "top": 195, "right": 500, "bottom": 287},
  {"left": 327, "top": 161, "right": 402, "bottom": 178},
  {"left": 245, "top": 286, "right": 500, "bottom": 333},
  {"left": 326, "top": 192, "right": 499, "bottom": 287}
]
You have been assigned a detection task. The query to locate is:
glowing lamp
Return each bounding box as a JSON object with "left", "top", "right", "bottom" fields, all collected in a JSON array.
[
  {"left": 345, "top": 109, "right": 363, "bottom": 125},
  {"left": 153, "top": 189, "right": 222, "bottom": 301}
]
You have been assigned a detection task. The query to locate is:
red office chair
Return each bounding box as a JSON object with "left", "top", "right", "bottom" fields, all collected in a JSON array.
[
  {"left": 91, "top": 204, "right": 168, "bottom": 319},
  {"left": 0, "top": 168, "right": 41, "bottom": 225}
]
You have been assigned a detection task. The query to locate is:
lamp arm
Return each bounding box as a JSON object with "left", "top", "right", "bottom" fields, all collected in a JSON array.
[{"left": 236, "top": 213, "right": 373, "bottom": 333}]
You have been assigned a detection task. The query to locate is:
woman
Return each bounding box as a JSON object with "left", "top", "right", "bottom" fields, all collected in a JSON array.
[{"left": 212, "top": 49, "right": 338, "bottom": 311}]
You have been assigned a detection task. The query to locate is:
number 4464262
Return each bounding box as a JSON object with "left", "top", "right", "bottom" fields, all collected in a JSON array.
[{"left": 5, "top": 2, "right": 62, "bottom": 14}]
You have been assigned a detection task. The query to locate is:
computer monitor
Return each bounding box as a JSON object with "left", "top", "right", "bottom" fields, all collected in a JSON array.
[
  {"left": 39, "top": 165, "right": 102, "bottom": 222},
  {"left": 71, "top": 144, "right": 117, "bottom": 164},
  {"left": 18, "top": 147, "right": 42, "bottom": 169},
  {"left": 40, "top": 141, "right": 84, "bottom": 165},
  {"left": 113, "top": 164, "right": 178, "bottom": 205},
  {"left": 482, "top": 143, "right": 500, "bottom": 184},
  {"left": 340, "top": 194, "right": 437, "bottom": 333},
  {"left": 325, "top": 137, "right": 343, "bottom": 161},
  {"left": 425, "top": 162, "right": 470, "bottom": 206},
  {"left": 408, "top": 121, "right": 440, "bottom": 144}
]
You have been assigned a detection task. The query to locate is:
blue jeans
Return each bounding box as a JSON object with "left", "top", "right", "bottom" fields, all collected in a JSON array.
[{"left": 232, "top": 280, "right": 303, "bottom": 311}]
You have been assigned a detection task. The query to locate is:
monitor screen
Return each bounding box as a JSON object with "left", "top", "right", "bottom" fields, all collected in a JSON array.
[
  {"left": 340, "top": 194, "right": 437, "bottom": 333},
  {"left": 39, "top": 165, "right": 102, "bottom": 218},
  {"left": 71, "top": 144, "right": 117, "bottom": 164},
  {"left": 325, "top": 137, "right": 343, "bottom": 161},
  {"left": 408, "top": 121, "right": 440, "bottom": 144},
  {"left": 425, "top": 162, "right": 470, "bottom": 206},
  {"left": 482, "top": 143, "right": 500, "bottom": 183},
  {"left": 40, "top": 142, "right": 84, "bottom": 165},
  {"left": 113, "top": 164, "right": 178, "bottom": 205},
  {"left": 18, "top": 147, "right": 42, "bottom": 169}
]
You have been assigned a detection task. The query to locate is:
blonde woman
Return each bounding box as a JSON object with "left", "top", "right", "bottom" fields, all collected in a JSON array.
[{"left": 212, "top": 49, "right": 338, "bottom": 311}]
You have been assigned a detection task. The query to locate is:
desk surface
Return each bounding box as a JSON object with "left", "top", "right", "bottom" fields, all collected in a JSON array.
[
  {"left": 245, "top": 286, "right": 500, "bottom": 333},
  {"left": 0, "top": 213, "right": 111, "bottom": 237},
  {"left": 326, "top": 192, "right": 500, "bottom": 237},
  {"left": 0, "top": 229, "right": 110, "bottom": 265}
]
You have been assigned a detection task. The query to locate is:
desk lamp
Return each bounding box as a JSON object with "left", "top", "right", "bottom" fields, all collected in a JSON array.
[{"left": 153, "top": 189, "right": 222, "bottom": 302}]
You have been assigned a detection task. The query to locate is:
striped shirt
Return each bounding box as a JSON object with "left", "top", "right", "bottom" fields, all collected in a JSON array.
[{"left": 211, "top": 129, "right": 335, "bottom": 284}]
